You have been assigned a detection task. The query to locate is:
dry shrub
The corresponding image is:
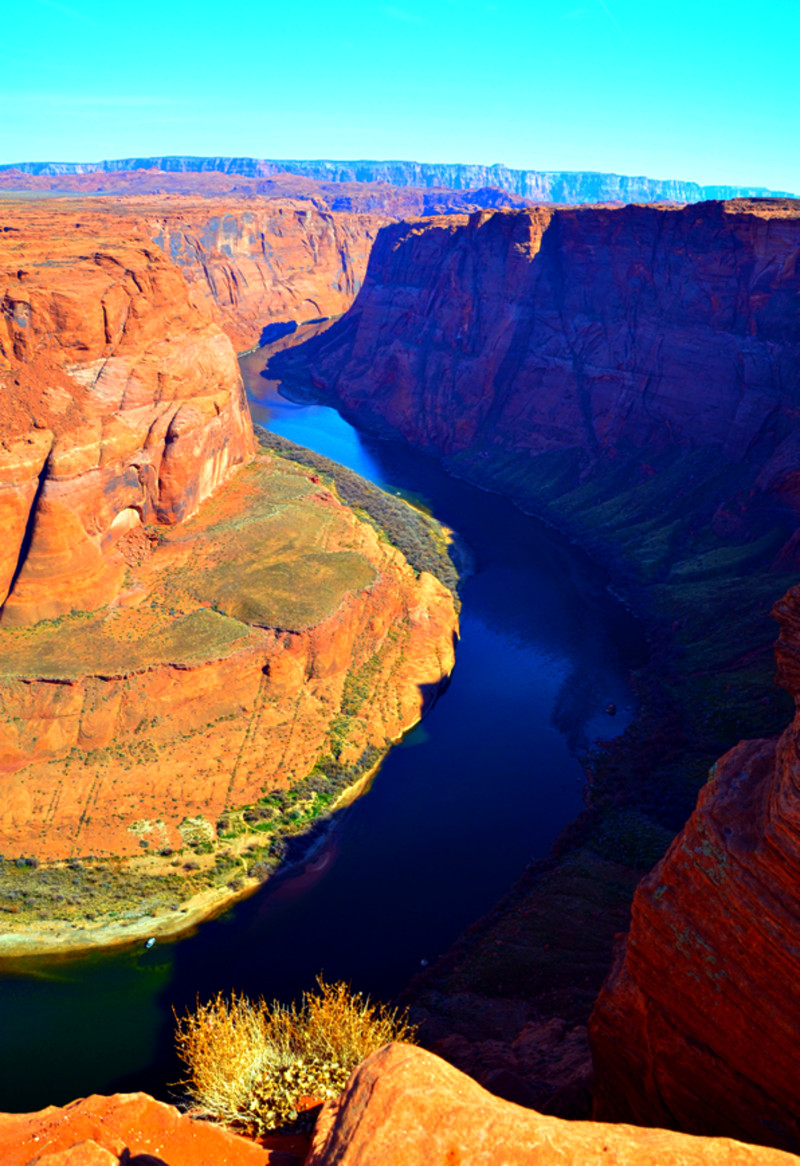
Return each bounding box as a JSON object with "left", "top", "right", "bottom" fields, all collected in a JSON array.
[{"left": 174, "top": 976, "right": 416, "bottom": 1133}]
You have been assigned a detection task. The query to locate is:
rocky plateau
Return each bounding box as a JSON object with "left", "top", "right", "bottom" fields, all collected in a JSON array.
[
  {"left": 0, "top": 197, "right": 457, "bottom": 945},
  {"left": 4, "top": 155, "right": 796, "bottom": 203}
]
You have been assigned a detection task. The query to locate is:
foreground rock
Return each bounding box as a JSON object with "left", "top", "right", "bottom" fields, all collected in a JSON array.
[
  {"left": 0, "top": 1092, "right": 302, "bottom": 1165},
  {"left": 306, "top": 1043, "right": 799, "bottom": 1165},
  {"left": 590, "top": 582, "right": 800, "bottom": 1151}
]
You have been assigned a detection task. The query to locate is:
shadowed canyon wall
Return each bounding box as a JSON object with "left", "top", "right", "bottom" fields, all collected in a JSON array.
[
  {"left": 271, "top": 197, "right": 800, "bottom": 1138},
  {"left": 271, "top": 199, "right": 800, "bottom": 536},
  {"left": 589, "top": 582, "right": 800, "bottom": 1151}
]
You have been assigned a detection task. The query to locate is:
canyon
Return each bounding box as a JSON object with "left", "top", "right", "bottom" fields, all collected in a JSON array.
[
  {"left": 0, "top": 197, "right": 457, "bottom": 945},
  {"left": 3, "top": 172, "right": 800, "bottom": 1162},
  {"left": 268, "top": 198, "right": 800, "bottom": 1144}
]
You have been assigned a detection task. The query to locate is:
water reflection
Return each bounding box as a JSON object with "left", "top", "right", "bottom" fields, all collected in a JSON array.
[{"left": 0, "top": 350, "right": 644, "bottom": 1111}]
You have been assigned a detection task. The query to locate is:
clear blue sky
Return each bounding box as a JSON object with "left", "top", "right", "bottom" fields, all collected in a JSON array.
[{"left": 4, "top": 0, "right": 798, "bottom": 192}]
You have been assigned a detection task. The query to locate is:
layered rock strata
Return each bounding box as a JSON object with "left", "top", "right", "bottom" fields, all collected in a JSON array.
[
  {"left": 306, "top": 1043, "right": 800, "bottom": 1165},
  {"left": 3, "top": 156, "right": 796, "bottom": 202},
  {"left": 143, "top": 197, "right": 384, "bottom": 351},
  {"left": 0, "top": 200, "right": 458, "bottom": 943},
  {"left": 272, "top": 200, "right": 800, "bottom": 529},
  {"left": 590, "top": 582, "right": 800, "bottom": 1151},
  {"left": 0, "top": 452, "right": 457, "bottom": 866},
  {"left": 0, "top": 201, "right": 254, "bottom": 627}
]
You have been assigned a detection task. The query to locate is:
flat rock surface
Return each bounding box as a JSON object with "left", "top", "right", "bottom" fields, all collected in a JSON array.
[
  {"left": 0, "top": 1091, "right": 301, "bottom": 1165},
  {"left": 307, "top": 1043, "right": 800, "bottom": 1165}
]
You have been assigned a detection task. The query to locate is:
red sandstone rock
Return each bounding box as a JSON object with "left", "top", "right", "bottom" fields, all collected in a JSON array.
[
  {"left": 273, "top": 200, "right": 800, "bottom": 522},
  {"left": 306, "top": 1043, "right": 799, "bottom": 1165},
  {"left": 0, "top": 201, "right": 254, "bottom": 627},
  {"left": 589, "top": 582, "right": 800, "bottom": 1150},
  {"left": 141, "top": 197, "right": 385, "bottom": 351},
  {"left": 0, "top": 1091, "right": 291, "bottom": 1165}
]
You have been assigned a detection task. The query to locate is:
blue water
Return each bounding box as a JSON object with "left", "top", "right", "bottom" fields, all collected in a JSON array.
[{"left": 0, "top": 350, "right": 644, "bottom": 1111}]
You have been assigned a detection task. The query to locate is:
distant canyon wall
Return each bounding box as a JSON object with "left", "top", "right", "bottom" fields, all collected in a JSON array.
[
  {"left": 142, "top": 198, "right": 385, "bottom": 351},
  {"left": 271, "top": 199, "right": 800, "bottom": 534},
  {"left": 3, "top": 156, "right": 796, "bottom": 203}
]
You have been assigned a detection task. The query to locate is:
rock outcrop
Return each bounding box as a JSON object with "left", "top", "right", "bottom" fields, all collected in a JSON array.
[
  {"left": 589, "top": 581, "right": 800, "bottom": 1151},
  {"left": 306, "top": 1043, "right": 800, "bottom": 1165},
  {"left": 143, "top": 197, "right": 384, "bottom": 351},
  {"left": 272, "top": 200, "right": 800, "bottom": 507},
  {"left": 0, "top": 199, "right": 254, "bottom": 627},
  {"left": 0, "top": 1091, "right": 301, "bottom": 1165},
  {"left": 0, "top": 198, "right": 458, "bottom": 945},
  {"left": 3, "top": 156, "right": 796, "bottom": 203}
]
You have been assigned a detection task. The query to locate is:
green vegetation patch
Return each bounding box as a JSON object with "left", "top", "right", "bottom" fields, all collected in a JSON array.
[
  {"left": 0, "top": 607, "right": 252, "bottom": 681},
  {"left": 255, "top": 427, "right": 461, "bottom": 600}
]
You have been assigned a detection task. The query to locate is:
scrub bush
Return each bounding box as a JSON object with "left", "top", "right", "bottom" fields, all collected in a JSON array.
[{"left": 174, "top": 977, "right": 416, "bottom": 1133}]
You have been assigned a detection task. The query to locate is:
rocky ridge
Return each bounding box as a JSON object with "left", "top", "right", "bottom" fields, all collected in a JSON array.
[{"left": 3, "top": 156, "right": 796, "bottom": 202}]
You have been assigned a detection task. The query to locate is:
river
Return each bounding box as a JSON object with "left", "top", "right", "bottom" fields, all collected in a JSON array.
[{"left": 0, "top": 348, "right": 644, "bottom": 1112}]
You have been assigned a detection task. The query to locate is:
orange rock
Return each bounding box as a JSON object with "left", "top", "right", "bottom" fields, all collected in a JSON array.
[
  {"left": 272, "top": 199, "right": 800, "bottom": 527},
  {"left": 0, "top": 1091, "right": 288, "bottom": 1165},
  {"left": 590, "top": 582, "right": 800, "bottom": 1150},
  {"left": 306, "top": 1043, "right": 799, "bottom": 1165},
  {"left": 0, "top": 201, "right": 254, "bottom": 627}
]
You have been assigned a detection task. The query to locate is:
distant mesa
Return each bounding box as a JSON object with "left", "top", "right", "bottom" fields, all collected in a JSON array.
[{"left": 2, "top": 155, "right": 796, "bottom": 204}]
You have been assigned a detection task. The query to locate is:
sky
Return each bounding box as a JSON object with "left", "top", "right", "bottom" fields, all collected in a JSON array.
[{"left": 3, "top": 0, "right": 799, "bottom": 192}]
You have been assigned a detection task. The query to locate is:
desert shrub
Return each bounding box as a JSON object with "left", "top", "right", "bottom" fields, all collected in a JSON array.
[{"left": 174, "top": 977, "right": 416, "bottom": 1133}]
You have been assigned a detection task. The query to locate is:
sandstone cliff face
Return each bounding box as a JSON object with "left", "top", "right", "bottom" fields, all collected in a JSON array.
[
  {"left": 0, "top": 452, "right": 457, "bottom": 866},
  {"left": 0, "top": 198, "right": 458, "bottom": 941},
  {"left": 0, "top": 200, "right": 254, "bottom": 627},
  {"left": 144, "top": 198, "right": 383, "bottom": 351},
  {"left": 589, "top": 581, "right": 800, "bottom": 1151},
  {"left": 272, "top": 200, "right": 800, "bottom": 527}
]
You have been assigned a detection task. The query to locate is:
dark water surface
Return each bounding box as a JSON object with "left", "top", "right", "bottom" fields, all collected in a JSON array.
[{"left": 0, "top": 351, "right": 644, "bottom": 1111}]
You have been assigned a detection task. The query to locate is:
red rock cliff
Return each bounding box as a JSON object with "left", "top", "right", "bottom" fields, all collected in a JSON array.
[
  {"left": 273, "top": 199, "right": 800, "bottom": 523},
  {"left": 0, "top": 200, "right": 254, "bottom": 627},
  {"left": 589, "top": 580, "right": 800, "bottom": 1150},
  {"left": 142, "top": 197, "right": 386, "bottom": 351}
]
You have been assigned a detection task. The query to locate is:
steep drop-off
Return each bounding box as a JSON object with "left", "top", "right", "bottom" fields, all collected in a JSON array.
[
  {"left": 0, "top": 199, "right": 254, "bottom": 627},
  {"left": 0, "top": 199, "right": 458, "bottom": 949},
  {"left": 273, "top": 200, "right": 800, "bottom": 519},
  {"left": 590, "top": 581, "right": 800, "bottom": 1151},
  {"left": 269, "top": 198, "right": 800, "bottom": 1121}
]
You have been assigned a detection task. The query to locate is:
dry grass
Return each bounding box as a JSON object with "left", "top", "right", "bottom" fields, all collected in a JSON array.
[{"left": 174, "top": 977, "right": 416, "bottom": 1132}]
